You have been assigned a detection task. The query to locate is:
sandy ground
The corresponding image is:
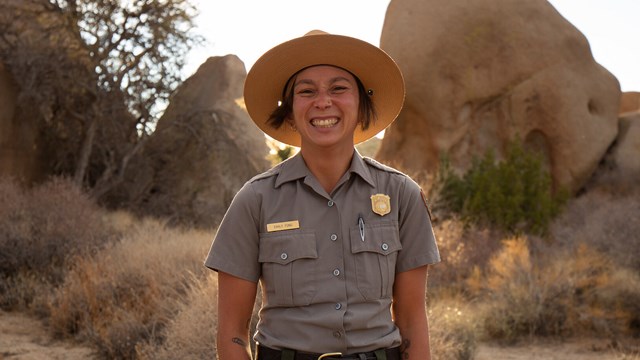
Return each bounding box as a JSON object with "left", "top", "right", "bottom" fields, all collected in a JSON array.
[
  {"left": 0, "top": 310, "right": 96, "bottom": 360},
  {"left": 1, "top": 309, "right": 637, "bottom": 359},
  {"left": 476, "top": 338, "right": 638, "bottom": 360}
]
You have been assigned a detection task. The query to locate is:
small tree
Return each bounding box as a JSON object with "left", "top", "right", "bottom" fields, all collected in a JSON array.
[
  {"left": 434, "top": 141, "right": 568, "bottom": 235},
  {"left": 0, "top": 0, "right": 202, "bottom": 195}
]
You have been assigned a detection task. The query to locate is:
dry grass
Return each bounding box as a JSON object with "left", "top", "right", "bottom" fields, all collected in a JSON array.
[
  {"left": 467, "top": 237, "right": 640, "bottom": 344},
  {"left": 136, "top": 273, "right": 219, "bottom": 359},
  {"left": 47, "top": 218, "right": 213, "bottom": 359},
  {"left": 0, "top": 177, "right": 117, "bottom": 285},
  {"left": 550, "top": 189, "right": 640, "bottom": 271},
  {"left": 428, "top": 218, "right": 504, "bottom": 296},
  {"left": 0, "top": 177, "right": 119, "bottom": 312},
  {"left": 428, "top": 297, "right": 478, "bottom": 360}
]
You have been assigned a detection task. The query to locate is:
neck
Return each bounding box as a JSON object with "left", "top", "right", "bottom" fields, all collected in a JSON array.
[{"left": 300, "top": 144, "right": 355, "bottom": 194}]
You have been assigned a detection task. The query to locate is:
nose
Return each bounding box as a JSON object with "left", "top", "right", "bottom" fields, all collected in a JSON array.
[{"left": 314, "top": 91, "right": 332, "bottom": 109}]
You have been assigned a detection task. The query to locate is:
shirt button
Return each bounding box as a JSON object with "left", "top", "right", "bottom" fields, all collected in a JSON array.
[
  {"left": 333, "top": 269, "right": 340, "bottom": 276},
  {"left": 280, "top": 253, "right": 288, "bottom": 260},
  {"left": 333, "top": 331, "right": 342, "bottom": 338},
  {"left": 330, "top": 234, "right": 338, "bottom": 241},
  {"left": 381, "top": 243, "right": 389, "bottom": 251},
  {"left": 335, "top": 303, "right": 342, "bottom": 310},
  {"left": 328, "top": 200, "right": 334, "bottom": 207}
]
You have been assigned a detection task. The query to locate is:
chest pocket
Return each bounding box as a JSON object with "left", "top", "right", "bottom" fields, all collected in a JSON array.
[
  {"left": 259, "top": 231, "right": 318, "bottom": 306},
  {"left": 350, "top": 221, "right": 402, "bottom": 300}
]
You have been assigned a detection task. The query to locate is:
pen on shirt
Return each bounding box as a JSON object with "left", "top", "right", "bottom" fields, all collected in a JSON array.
[{"left": 358, "top": 215, "right": 365, "bottom": 242}]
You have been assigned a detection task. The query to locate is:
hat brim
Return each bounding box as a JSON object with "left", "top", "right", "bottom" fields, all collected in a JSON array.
[{"left": 244, "top": 31, "right": 405, "bottom": 147}]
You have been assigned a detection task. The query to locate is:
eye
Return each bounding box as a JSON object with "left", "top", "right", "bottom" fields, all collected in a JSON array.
[
  {"left": 296, "top": 88, "right": 315, "bottom": 96},
  {"left": 331, "top": 85, "right": 349, "bottom": 94}
]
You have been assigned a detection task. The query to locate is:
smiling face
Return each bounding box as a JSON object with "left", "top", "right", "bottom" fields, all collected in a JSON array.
[{"left": 288, "top": 65, "right": 360, "bottom": 150}]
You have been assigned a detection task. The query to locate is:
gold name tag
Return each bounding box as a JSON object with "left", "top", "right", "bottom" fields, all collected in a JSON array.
[{"left": 267, "top": 220, "right": 300, "bottom": 232}]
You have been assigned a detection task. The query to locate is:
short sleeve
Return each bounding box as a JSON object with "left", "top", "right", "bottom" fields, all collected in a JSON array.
[
  {"left": 395, "top": 177, "right": 440, "bottom": 273},
  {"left": 204, "top": 181, "right": 261, "bottom": 282}
]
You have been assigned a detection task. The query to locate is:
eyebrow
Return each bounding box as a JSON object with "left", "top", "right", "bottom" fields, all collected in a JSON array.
[{"left": 294, "top": 76, "right": 353, "bottom": 88}]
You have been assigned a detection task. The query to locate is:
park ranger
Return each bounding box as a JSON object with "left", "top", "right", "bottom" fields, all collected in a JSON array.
[{"left": 205, "top": 30, "right": 440, "bottom": 360}]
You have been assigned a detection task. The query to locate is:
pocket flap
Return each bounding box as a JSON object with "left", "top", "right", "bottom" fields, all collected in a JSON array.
[
  {"left": 350, "top": 221, "right": 402, "bottom": 255},
  {"left": 259, "top": 232, "right": 317, "bottom": 265}
]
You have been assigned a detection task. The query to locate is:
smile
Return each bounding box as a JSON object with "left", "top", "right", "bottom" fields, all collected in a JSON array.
[{"left": 311, "top": 118, "right": 338, "bottom": 128}]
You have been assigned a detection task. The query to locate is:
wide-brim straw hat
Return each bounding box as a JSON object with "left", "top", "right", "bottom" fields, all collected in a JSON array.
[{"left": 243, "top": 30, "right": 405, "bottom": 147}]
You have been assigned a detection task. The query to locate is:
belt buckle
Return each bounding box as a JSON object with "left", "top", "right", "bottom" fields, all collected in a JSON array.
[{"left": 317, "top": 352, "right": 342, "bottom": 359}]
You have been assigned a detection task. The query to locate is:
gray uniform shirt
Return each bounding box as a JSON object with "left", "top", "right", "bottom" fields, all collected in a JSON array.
[{"left": 205, "top": 151, "right": 440, "bottom": 354}]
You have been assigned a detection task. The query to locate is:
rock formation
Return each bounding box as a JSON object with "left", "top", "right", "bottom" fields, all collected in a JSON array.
[
  {"left": 0, "top": 0, "right": 115, "bottom": 185},
  {"left": 587, "top": 113, "right": 640, "bottom": 193},
  {"left": 377, "top": 0, "right": 621, "bottom": 193},
  {"left": 620, "top": 91, "right": 640, "bottom": 115},
  {"left": 112, "top": 55, "right": 269, "bottom": 228}
]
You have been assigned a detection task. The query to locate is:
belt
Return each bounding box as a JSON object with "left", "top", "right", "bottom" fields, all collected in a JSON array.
[{"left": 256, "top": 345, "right": 401, "bottom": 360}]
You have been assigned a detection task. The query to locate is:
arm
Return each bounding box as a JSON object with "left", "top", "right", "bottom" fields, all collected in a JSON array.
[
  {"left": 392, "top": 265, "right": 431, "bottom": 360},
  {"left": 216, "top": 271, "right": 258, "bottom": 360}
]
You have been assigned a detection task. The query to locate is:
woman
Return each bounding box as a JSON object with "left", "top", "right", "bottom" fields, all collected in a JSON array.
[{"left": 205, "top": 30, "right": 440, "bottom": 360}]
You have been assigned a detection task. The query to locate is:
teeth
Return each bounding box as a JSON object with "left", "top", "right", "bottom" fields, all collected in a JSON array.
[{"left": 311, "top": 118, "right": 338, "bottom": 128}]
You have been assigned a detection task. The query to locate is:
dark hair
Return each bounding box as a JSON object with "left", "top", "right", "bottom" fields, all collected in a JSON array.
[{"left": 266, "top": 67, "right": 377, "bottom": 131}]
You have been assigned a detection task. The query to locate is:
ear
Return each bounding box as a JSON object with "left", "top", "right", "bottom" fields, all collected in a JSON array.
[{"left": 286, "top": 118, "right": 297, "bottom": 131}]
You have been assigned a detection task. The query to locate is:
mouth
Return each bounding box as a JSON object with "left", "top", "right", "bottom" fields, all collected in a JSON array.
[{"left": 310, "top": 117, "right": 339, "bottom": 128}]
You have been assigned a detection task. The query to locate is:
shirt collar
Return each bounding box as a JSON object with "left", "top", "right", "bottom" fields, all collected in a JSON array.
[
  {"left": 349, "top": 150, "right": 376, "bottom": 187},
  {"left": 274, "top": 151, "right": 375, "bottom": 188},
  {"left": 274, "top": 153, "right": 309, "bottom": 188}
]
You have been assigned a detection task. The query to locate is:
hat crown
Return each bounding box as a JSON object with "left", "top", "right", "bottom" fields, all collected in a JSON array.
[{"left": 304, "top": 29, "right": 328, "bottom": 36}]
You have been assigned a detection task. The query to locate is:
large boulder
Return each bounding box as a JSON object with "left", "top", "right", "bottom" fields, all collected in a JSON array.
[
  {"left": 620, "top": 91, "right": 640, "bottom": 115},
  {"left": 611, "top": 114, "right": 640, "bottom": 183},
  {"left": 119, "top": 55, "right": 269, "bottom": 228},
  {"left": 377, "top": 0, "right": 620, "bottom": 193},
  {"left": 587, "top": 113, "right": 640, "bottom": 193},
  {"left": 0, "top": 0, "right": 96, "bottom": 184}
]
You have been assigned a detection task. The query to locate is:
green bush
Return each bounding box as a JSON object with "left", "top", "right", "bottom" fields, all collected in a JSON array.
[{"left": 435, "top": 141, "right": 567, "bottom": 235}]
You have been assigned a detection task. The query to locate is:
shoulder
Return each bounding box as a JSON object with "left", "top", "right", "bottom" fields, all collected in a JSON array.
[
  {"left": 363, "top": 157, "right": 406, "bottom": 177},
  {"left": 247, "top": 162, "right": 283, "bottom": 184},
  {"left": 363, "top": 157, "right": 423, "bottom": 194}
]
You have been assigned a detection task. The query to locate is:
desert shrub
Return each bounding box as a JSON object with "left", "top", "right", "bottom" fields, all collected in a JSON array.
[
  {"left": 556, "top": 245, "right": 640, "bottom": 338},
  {"left": 0, "top": 177, "right": 118, "bottom": 310},
  {"left": 0, "top": 177, "right": 115, "bottom": 279},
  {"left": 0, "top": 271, "right": 52, "bottom": 314},
  {"left": 47, "top": 218, "right": 213, "bottom": 359},
  {"left": 138, "top": 273, "right": 264, "bottom": 359},
  {"left": 428, "top": 298, "right": 478, "bottom": 360},
  {"left": 434, "top": 142, "right": 567, "bottom": 235},
  {"left": 550, "top": 189, "right": 640, "bottom": 271},
  {"left": 427, "top": 219, "right": 503, "bottom": 295},
  {"left": 469, "top": 237, "right": 569, "bottom": 342},
  {"left": 470, "top": 237, "right": 640, "bottom": 342},
  {"left": 136, "top": 273, "right": 218, "bottom": 359}
]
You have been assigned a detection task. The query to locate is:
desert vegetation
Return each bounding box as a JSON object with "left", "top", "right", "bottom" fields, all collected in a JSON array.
[{"left": 1, "top": 143, "right": 639, "bottom": 359}]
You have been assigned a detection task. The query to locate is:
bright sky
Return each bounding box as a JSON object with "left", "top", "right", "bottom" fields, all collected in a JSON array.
[{"left": 185, "top": 0, "right": 639, "bottom": 92}]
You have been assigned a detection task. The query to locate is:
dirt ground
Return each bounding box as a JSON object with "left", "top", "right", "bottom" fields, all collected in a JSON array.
[
  {"left": 476, "top": 338, "right": 639, "bottom": 360},
  {"left": 0, "top": 310, "right": 96, "bottom": 360},
  {"left": 1, "top": 309, "right": 638, "bottom": 359}
]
